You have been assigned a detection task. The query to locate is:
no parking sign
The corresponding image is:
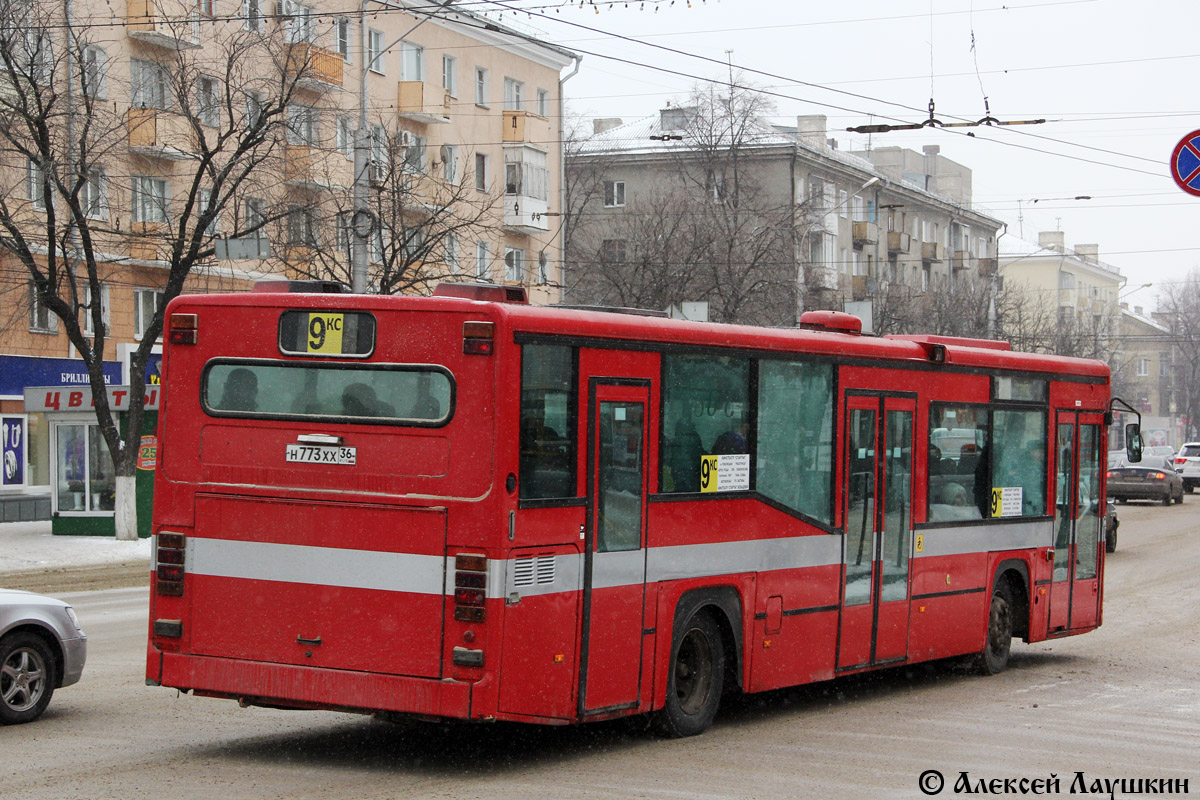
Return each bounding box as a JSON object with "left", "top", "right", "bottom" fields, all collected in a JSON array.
[{"left": 1170, "top": 130, "right": 1200, "bottom": 196}]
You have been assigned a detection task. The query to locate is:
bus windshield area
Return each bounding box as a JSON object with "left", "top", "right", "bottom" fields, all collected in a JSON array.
[{"left": 203, "top": 361, "right": 453, "bottom": 425}]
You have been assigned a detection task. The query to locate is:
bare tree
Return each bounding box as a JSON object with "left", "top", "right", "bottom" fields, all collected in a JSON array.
[
  {"left": 0, "top": 0, "right": 314, "bottom": 538},
  {"left": 566, "top": 80, "right": 803, "bottom": 325},
  {"left": 277, "top": 123, "right": 497, "bottom": 294},
  {"left": 1157, "top": 273, "right": 1200, "bottom": 440}
]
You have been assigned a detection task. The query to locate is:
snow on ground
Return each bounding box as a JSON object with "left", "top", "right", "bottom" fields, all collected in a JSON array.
[{"left": 0, "top": 520, "right": 151, "bottom": 573}]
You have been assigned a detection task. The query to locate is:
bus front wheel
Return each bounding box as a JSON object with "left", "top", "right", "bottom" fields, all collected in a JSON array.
[
  {"left": 977, "top": 582, "right": 1014, "bottom": 675},
  {"left": 655, "top": 610, "right": 723, "bottom": 737}
]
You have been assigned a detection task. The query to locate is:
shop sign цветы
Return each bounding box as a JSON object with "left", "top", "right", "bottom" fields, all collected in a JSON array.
[{"left": 23, "top": 385, "right": 162, "bottom": 412}]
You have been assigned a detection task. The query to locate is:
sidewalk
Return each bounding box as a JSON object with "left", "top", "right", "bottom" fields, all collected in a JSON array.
[{"left": 0, "top": 520, "right": 152, "bottom": 593}]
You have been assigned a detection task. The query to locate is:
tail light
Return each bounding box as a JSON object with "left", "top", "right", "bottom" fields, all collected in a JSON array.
[
  {"left": 1154, "top": 472, "right": 1167, "bottom": 480},
  {"left": 454, "top": 553, "right": 487, "bottom": 622},
  {"left": 1105, "top": 470, "right": 1113, "bottom": 478},
  {"left": 155, "top": 532, "right": 186, "bottom": 596},
  {"left": 462, "top": 321, "right": 494, "bottom": 355},
  {"left": 168, "top": 313, "right": 198, "bottom": 345},
  {"left": 1176, "top": 458, "right": 1186, "bottom": 465}
]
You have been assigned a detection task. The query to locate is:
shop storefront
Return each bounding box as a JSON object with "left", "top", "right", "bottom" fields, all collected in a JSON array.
[{"left": 22, "top": 385, "right": 160, "bottom": 536}]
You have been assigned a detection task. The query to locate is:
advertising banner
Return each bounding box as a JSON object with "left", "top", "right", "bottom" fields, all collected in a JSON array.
[{"left": 1, "top": 415, "right": 26, "bottom": 487}]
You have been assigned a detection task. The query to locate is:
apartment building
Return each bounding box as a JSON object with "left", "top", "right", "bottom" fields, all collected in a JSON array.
[
  {"left": 567, "top": 109, "right": 1001, "bottom": 326},
  {"left": 0, "top": 0, "right": 577, "bottom": 522}
]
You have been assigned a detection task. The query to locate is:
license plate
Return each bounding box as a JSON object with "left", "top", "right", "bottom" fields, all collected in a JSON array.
[{"left": 285, "top": 444, "right": 357, "bottom": 465}]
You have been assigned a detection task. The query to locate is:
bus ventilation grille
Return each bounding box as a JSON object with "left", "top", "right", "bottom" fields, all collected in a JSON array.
[{"left": 513, "top": 555, "right": 556, "bottom": 587}]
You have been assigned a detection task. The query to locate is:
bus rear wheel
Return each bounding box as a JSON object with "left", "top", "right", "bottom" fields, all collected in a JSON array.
[
  {"left": 655, "top": 610, "right": 723, "bottom": 738},
  {"left": 977, "top": 583, "right": 1014, "bottom": 676}
]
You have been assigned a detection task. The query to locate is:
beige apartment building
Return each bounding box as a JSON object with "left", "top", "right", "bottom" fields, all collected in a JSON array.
[{"left": 0, "top": 0, "right": 577, "bottom": 518}]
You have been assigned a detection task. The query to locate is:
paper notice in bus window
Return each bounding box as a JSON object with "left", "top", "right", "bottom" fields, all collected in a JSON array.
[
  {"left": 700, "top": 454, "right": 750, "bottom": 493},
  {"left": 989, "top": 486, "right": 1023, "bottom": 517}
]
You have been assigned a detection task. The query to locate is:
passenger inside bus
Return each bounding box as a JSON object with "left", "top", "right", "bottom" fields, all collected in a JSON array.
[
  {"left": 342, "top": 383, "right": 393, "bottom": 418},
  {"left": 408, "top": 375, "right": 441, "bottom": 419},
  {"left": 218, "top": 368, "right": 258, "bottom": 411},
  {"left": 667, "top": 418, "right": 703, "bottom": 493},
  {"left": 711, "top": 422, "right": 749, "bottom": 455}
]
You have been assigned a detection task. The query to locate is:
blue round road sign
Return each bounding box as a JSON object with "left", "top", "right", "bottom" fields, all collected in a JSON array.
[{"left": 1170, "top": 130, "right": 1200, "bottom": 196}]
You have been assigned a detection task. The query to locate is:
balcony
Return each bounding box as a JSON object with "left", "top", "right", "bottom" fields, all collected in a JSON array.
[
  {"left": 921, "top": 241, "right": 945, "bottom": 262},
  {"left": 502, "top": 110, "right": 551, "bottom": 143},
  {"left": 851, "top": 275, "right": 876, "bottom": 301},
  {"left": 978, "top": 257, "right": 998, "bottom": 276},
  {"left": 852, "top": 221, "right": 878, "bottom": 246},
  {"left": 128, "top": 108, "right": 196, "bottom": 160},
  {"left": 282, "top": 145, "right": 342, "bottom": 191},
  {"left": 397, "top": 81, "right": 450, "bottom": 124},
  {"left": 887, "top": 231, "right": 910, "bottom": 254},
  {"left": 129, "top": 222, "right": 165, "bottom": 261},
  {"left": 286, "top": 43, "right": 344, "bottom": 92},
  {"left": 127, "top": 0, "right": 200, "bottom": 50},
  {"left": 952, "top": 250, "right": 977, "bottom": 271},
  {"left": 503, "top": 195, "right": 549, "bottom": 234}
]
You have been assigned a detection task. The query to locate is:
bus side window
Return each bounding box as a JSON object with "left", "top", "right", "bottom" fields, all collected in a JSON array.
[{"left": 519, "top": 344, "right": 576, "bottom": 500}]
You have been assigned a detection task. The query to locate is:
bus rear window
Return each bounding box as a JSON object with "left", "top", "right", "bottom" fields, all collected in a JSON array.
[{"left": 203, "top": 361, "right": 453, "bottom": 425}]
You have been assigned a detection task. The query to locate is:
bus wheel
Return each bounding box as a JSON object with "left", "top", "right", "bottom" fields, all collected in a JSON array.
[
  {"left": 655, "top": 611, "right": 723, "bottom": 737},
  {"left": 977, "top": 583, "right": 1014, "bottom": 676}
]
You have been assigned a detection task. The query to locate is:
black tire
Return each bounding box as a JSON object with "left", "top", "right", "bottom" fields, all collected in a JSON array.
[
  {"left": 1175, "top": 490, "right": 1184, "bottom": 504},
  {"left": 1116, "top": 497, "right": 1127, "bottom": 504},
  {"left": 977, "top": 582, "right": 1014, "bottom": 676},
  {"left": 1106, "top": 529, "right": 1117, "bottom": 553},
  {"left": 1161, "top": 492, "right": 1172, "bottom": 507},
  {"left": 1186, "top": 483, "right": 1195, "bottom": 494},
  {"left": 654, "top": 610, "right": 724, "bottom": 738},
  {"left": 0, "top": 633, "right": 57, "bottom": 725}
]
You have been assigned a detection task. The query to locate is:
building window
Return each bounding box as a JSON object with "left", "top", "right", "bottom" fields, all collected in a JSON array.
[
  {"left": 243, "top": 196, "right": 265, "bottom": 240},
  {"left": 603, "top": 180, "right": 625, "bottom": 208},
  {"left": 1059, "top": 272, "right": 1076, "bottom": 290},
  {"left": 367, "top": 29, "right": 385, "bottom": 74},
  {"left": 82, "top": 169, "right": 108, "bottom": 220},
  {"left": 921, "top": 264, "right": 930, "bottom": 292},
  {"left": 536, "top": 88, "right": 549, "bottom": 117},
  {"left": 503, "top": 77, "right": 524, "bottom": 111},
  {"left": 404, "top": 134, "right": 427, "bottom": 173},
  {"left": 282, "top": 0, "right": 315, "bottom": 43},
  {"left": 475, "top": 152, "right": 487, "bottom": 192},
  {"left": 130, "top": 59, "right": 168, "bottom": 109},
  {"left": 442, "top": 55, "right": 456, "bottom": 97},
  {"left": 54, "top": 422, "right": 114, "bottom": 513},
  {"left": 198, "top": 188, "right": 219, "bottom": 236},
  {"left": 476, "top": 241, "right": 490, "bottom": 279},
  {"left": 705, "top": 170, "right": 726, "bottom": 202},
  {"left": 1136, "top": 358, "right": 1151, "bottom": 377},
  {"left": 244, "top": 90, "right": 263, "bottom": 129},
  {"left": 28, "top": 283, "right": 58, "bottom": 333},
  {"left": 134, "top": 288, "right": 164, "bottom": 340},
  {"left": 442, "top": 144, "right": 457, "bottom": 182},
  {"left": 286, "top": 206, "right": 316, "bottom": 246},
  {"left": 334, "top": 17, "right": 351, "bottom": 61},
  {"left": 474, "top": 66, "right": 488, "bottom": 106},
  {"left": 336, "top": 115, "right": 354, "bottom": 158},
  {"left": 82, "top": 284, "right": 111, "bottom": 336},
  {"left": 27, "top": 159, "right": 47, "bottom": 211},
  {"left": 445, "top": 233, "right": 459, "bottom": 273},
  {"left": 505, "top": 247, "right": 524, "bottom": 282},
  {"left": 82, "top": 45, "right": 107, "bottom": 100},
  {"left": 195, "top": 75, "right": 220, "bottom": 127},
  {"left": 504, "top": 148, "right": 548, "bottom": 200},
  {"left": 243, "top": 0, "right": 264, "bottom": 32},
  {"left": 131, "top": 176, "right": 168, "bottom": 223},
  {"left": 401, "top": 42, "right": 423, "bottom": 81},
  {"left": 286, "top": 103, "right": 318, "bottom": 146},
  {"left": 600, "top": 239, "right": 626, "bottom": 266}
]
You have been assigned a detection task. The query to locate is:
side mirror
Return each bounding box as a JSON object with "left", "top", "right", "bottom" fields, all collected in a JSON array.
[{"left": 1125, "top": 423, "right": 1143, "bottom": 463}]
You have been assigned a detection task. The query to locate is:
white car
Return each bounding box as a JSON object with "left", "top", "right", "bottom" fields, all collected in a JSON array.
[
  {"left": 1174, "top": 442, "right": 1200, "bottom": 493},
  {"left": 0, "top": 589, "right": 87, "bottom": 724}
]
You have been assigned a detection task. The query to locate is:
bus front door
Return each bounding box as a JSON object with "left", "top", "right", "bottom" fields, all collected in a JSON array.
[
  {"left": 838, "top": 394, "right": 916, "bottom": 671},
  {"left": 579, "top": 380, "right": 650, "bottom": 716},
  {"left": 1050, "top": 413, "right": 1104, "bottom": 632}
]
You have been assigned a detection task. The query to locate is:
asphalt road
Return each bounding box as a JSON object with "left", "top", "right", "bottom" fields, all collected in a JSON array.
[{"left": 3, "top": 502, "right": 1197, "bottom": 800}]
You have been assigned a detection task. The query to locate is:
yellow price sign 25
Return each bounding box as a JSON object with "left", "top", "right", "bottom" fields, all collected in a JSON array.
[{"left": 306, "top": 313, "right": 344, "bottom": 354}]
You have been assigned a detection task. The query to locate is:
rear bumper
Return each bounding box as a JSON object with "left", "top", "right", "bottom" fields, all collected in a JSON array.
[
  {"left": 153, "top": 650, "right": 477, "bottom": 719},
  {"left": 1108, "top": 483, "right": 1169, "bottom": 500}
]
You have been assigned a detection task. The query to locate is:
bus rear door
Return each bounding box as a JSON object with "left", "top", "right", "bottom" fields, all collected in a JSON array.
[{"left": 1050, "top": 412, "right": 1104, "bottom": 632}]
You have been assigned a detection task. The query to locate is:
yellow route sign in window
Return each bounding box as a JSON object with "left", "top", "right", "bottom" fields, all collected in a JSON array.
[{"left": 306, "top": 313, "right": 344, "bottom": 355}]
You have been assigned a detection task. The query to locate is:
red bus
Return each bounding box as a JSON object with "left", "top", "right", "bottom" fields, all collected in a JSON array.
[{"left": 146, "top": 282, "right": 1126, "bottom": 736}]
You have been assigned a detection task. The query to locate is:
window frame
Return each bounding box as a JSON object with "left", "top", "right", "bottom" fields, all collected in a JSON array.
[
  {"left": 82, "top": 284, "right": 111, "bottom": 337},
  {"left": 603, "top": 180, "right": 625, "bottom": 208},
  {"left": 334, "top": 17, "right": 351, "bottom": 61},
  {"left": 442, "top": 54, "right": 457, "bottom": 97},
  {"left": 503, "top": 77, "right": 524, "bottom": 111},
  {"left": 504, "top": 247, "right": 524, "bottom": 282},
  {"left": 131, "top": 175, "right": 169, "bottom": 223},
  {"left": 474, "top": 66, "right": 488, "bottom": 107},
  {"left": 475, "top": 152, "right": 487, "bottom": 192},
  {"left": 28, "top": 282, "right": 58, "bottom": 334},
  {"left": 476, "top": 240, "right": 490, "bottom": 279},
  {"left": 367, "top": 29, "right": 385, "bottom": 74},
  {"left": 134, "top": 288, "right": 165, "bottom": 341},
  {"left": 536, "top": 88, "right": 549, "bottom": 117}
]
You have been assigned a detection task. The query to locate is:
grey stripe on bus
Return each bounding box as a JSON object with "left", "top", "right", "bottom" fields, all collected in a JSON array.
[{"left": 914, "top": 519, "right": 1052, "bottom": 558}]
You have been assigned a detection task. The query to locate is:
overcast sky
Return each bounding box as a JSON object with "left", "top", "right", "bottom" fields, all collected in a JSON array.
[{"left": 481, "top": 0, "right": 1196, "bottom": 314}]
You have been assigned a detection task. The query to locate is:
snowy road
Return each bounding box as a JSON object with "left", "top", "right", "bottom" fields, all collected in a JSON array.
[{"left": 2, "top": 501, "right": 1196, "bottom": 799}]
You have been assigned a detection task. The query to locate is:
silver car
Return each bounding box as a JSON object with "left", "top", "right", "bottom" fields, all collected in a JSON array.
[{"left": 0, "top": 589, "right": 87, "bottom": 724}]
